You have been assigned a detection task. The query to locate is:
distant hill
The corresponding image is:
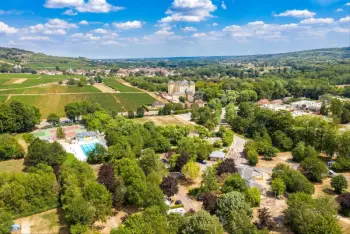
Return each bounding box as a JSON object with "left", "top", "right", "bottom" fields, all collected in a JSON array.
[
  {"left": 0, "top": 46, "right": 349, "bottom": 69},
  {"left": 0, "top": 47, "right": 110, "bottom": 70}
]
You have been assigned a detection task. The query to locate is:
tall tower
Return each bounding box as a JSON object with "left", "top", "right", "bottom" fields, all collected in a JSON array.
[
  {"left": 168, "top": 80, "right": 175, "bottom": 95},
  {"left": 189, "top": 81, "right": 195, "bottom": 93}
]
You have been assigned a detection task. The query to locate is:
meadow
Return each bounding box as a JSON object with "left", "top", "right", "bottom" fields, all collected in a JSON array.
[
  {"left": 0, "top": 95, "right": 7, "bottom": 103},
  {"left": 103, "top": 79, "right": 141, "bottom": 92},
  {"left": 0, "top": 85, "right": 100, "bottom": 94}
]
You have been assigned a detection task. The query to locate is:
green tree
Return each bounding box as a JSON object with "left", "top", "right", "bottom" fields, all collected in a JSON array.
[
  {"left": 225, "top": 211, "right": 258, "bottom": 234},
  {"left": 47, "top": 113, "right": 60, "bottom": 125},
  {"left": 221, "top": 173, "right": 248, "bottom": 193},
  {"left": 247, "top": 150, "right": 258, "bottom": 166},
  {"left": 331, "top": 175, "right": 348, "bottom": 194},
  {"left": 26, "top": 138, "right": 67, "bottom": 166},
  {"left": 330, "top": 98, "right": 343, "bottom": 116},
  {"left": 271, "top": 178, "right": 286, "bottom": 197},
  {"left": 284, "top": 192, "right": 341, "bottom": 234},
  {"left": 139, "top": 148, "right": 163, "bottom": 176},
  {"left": 245, "top": 187, "right": 261, "bottom": 207},
  {"left": 179, "top": 210, "right": 224, "bottom": 234},
  {"left": 300, "top": 157, "right": 328, "bottom": 182},
  {"left": 0, "top": 134, "right": 25, "bottom": 160},
  {"left": 216, "top": 191, "right": 251, "bottom": 222},
  {"left": 128, "top": 110, "right": 135, "bottom": 119},
  {"left": 263, "top": 146, "right": 278, "bottom": 160},
  {"left": 201, "top": 167, "right": 219, "bottom": 192},
  {"left": 136, "top": 106, "right": 145, "bottom": 118},
  {"left": 56, "top": 127, "right": 65, "bottom": 139},
  {"left": 181, "top": 162, "right": 200, "bottom": 182},
  {"left": 0, "top": 209, "right": 13, "bottom": 234},
  {"left": 87, "top": 144, "right": 109, "bottom": 164}
]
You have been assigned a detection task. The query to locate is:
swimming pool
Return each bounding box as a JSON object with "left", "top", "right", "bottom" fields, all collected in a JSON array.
[{"left": 80, "top": 142, "right": 97, "bottom": 157}]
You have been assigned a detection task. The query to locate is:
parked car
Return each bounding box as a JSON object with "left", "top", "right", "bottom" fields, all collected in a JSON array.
[
  {"left": 161, "top": 158, "right": 169, "bottom": 163},
  {"left": 175, "top": 200, "right": 182, "bottom": 205},
  {"left": 199, "top": 160, "right": 207, "bottom": 165},
  {"left": 328, "top": 170, "right": 336, "bottom": 178}
]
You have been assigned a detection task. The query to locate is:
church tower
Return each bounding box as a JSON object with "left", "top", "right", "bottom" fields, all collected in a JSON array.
[{"left": 168, "top": 80, "right": 175, "bottom": 95}]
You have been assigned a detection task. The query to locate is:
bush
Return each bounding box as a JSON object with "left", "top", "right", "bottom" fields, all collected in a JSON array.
[
  {"left": 331, "top": 175, "right": 348, "bottom": 194},
  {"left": 245, "top": 187, "right": 261, "bottom": 207},
  {"left": 263, "top": 146, "right": 278, "bottom": 160},
  {"left": 332, "top": 156, "right": 350, "bottom": 172},
  {"left": 216, "top": 158, "right": 237, "bottom": 176},
  {"left": 271, "top": 178, "right": 286, "bottom": 197},
  {"left": 247, "top": 150, "right": 258, "bottom": 166},
  {"left": 337, "top": 192, "right": 350, "bottom": 217},
  {"left": 22, "top": 133, "right": 34, "bottom": 143}
]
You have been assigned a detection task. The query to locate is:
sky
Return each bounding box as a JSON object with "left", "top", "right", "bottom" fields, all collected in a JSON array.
[{"left": 0, "top": 0, "right": 349, "bottom": 58}]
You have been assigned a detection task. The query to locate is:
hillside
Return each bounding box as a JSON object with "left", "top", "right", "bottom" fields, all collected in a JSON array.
[
  {"left": 0, "top": 47, "right": 112, "bottom": 70},
  {"left": 1, "top": 46, "right": 349, "bottom": 69}
]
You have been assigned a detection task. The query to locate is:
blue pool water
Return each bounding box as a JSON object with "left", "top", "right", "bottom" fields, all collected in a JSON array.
[{"left": 80, "top": 142, "right": 97, "bottom": 157}]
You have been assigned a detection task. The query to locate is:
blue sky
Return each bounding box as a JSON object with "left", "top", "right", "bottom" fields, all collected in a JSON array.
[{"left": 0, "top": 0, "right": 349, "bottom": 58}]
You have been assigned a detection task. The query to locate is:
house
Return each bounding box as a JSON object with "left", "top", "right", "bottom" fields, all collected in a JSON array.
[
  {"left": 194, "top": 99, "right": 205, "bottom": 107},
  {"left": 209, "top": 151, "right": 226, "bottom": 161},
  {"left": 257, "top": 99, "right": 270, "bottom": 105},
  {"left": 152, "top": 101, "right": 165, "bottom": 108},
  {"left": 271, "top": 99, "right": 283, "bottom": 105},
  {"left": 167, "top": 208, "right": 185, "bottom": 215},
  {"left": 291, "top": 100, "right": 322, "bottom": 113}
]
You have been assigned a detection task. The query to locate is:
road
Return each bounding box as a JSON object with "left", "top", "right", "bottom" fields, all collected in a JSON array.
[{"left": 227, "top": 134, "right": 248, "bottom": 165}]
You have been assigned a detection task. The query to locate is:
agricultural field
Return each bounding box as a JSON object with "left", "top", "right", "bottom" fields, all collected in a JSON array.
[
  {"left": 0, "top": 95, "right": 7, "bottom": 103},
  {"left": 0, "top": 73, "right": 41, "bottom": 79},
  {"left": 0, "top": 84, "right": 100, "bottom": 94},
  {"left": 133, "top": 115, "right": 194, "bottom": 127},
  {"left": 115, "top": 93, "right": 155, "bottom": 110},
  {"left": 103, "top": 78, "right": 141, "bottom": 92},
  {"left": 8, "top": 94, "right": 124, "bottom": 117}
]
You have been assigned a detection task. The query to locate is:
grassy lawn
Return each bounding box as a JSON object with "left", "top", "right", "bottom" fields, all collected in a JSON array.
[
  {"left": 63, "top": 153, "right": 77, "bottom": 166},
  {"left": 104, "top": 79, "right": 141, "bottom": 92},
  {"left": 0, "top": 85, "right": 100, "bottom": 94},
  {"left": 0, "top": 73, "right": 41, "bottom": 79},
  {"left": 0, "top": 78, "right": 66, "bottom": 89},
  {"left": 0, "top": 159, "right": 25, "bottom": 173}
]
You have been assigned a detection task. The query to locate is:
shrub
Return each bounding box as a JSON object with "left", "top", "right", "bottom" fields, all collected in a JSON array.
[
  {"left": 216, "top": 158, "right": 237, "bottom": 176},
  {"left": 271, "top": 178, "right": 286, "bottom": 197},
  {"left": 331, "top": 175, "right": 348, "bottom": 194},
  {"left": 337, "top": 192, "right": 350, "bottom": 217},
  {"left": 247, "top": 150, "right": 258, "bottom": 166},
  {"left": 0, "top": 134, "right": 25, "bottom": 160},
  {"left": 22, "top": 133, "right": 34, "bottom": 143},
  {"left": 245, "top": 187, "right": 261, "bottom": 207}
]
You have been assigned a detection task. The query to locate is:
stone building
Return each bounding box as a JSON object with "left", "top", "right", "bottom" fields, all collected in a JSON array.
[{"left": 167, "top": 80, "right": 195, "bottom": 102}]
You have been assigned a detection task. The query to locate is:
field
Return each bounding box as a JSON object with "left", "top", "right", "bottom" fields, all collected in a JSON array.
[
  {"left": 0, "top": 95, "right": 7, "bottom": 103},
  {"left": 5, "top": 93, "right": 154, "bottom": 117},
  {"left": 115, "top": 93, "right": 155, "bottom": 110},
  {"left": 133, "top": 115, "right": 194, "bottom": 127},
  {"left": 103, "top": 79, "right": 141, "bottom": 92},
  {"left": 0, "top": 84, "right": 100, "bottom": 94}
]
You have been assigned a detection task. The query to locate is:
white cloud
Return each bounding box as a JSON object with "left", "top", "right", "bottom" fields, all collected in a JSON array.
[
  {"left": 27, "top": 19, "right": 76, "bottom": 35},
  {"left": 182, "top": 26, "right": 197, "bottom": 32},
  {"left": 113, "top": 21, "right": 143, "bottom": 30},
  {"left": 62, "top": 9, "right": 78, "bottom": 16},
  {"left": 300, "top": 18, "right": 334, "bottom": 25},
  {"left": 45, "top": 0, "right": 124, "bottom": 13},
  {"left": 154, "top": 27, "right": 175, "bottom": 36},
  {"left": 192, "top": 32, "right": 207, "bottom": 38},
  {"left": 212, "top": 22, "right": 218, "bottom": 26},
  {"left": 79, "top": 20, "right": 89, "bottom": 25},
  {"left": 273, "top": 9, "right": 316, "bottom": 18},
  {"left": 44, "top": 29, "right": 67, "bottom": 35},
  {"left": 93, "top": 28, "right": 108, "bottom": 34},
  {"left": 101, "top": 40, "right": 120, "bottom": 45},
  {"left": 247, "top": 21, "right": 265, "bottom": 26},
  {"left": 0, "top": 22, "right": 18, "bottom": 35},
  {"left": 19, "top": 36, "right": 51, "bottom": 41},
  {"left": 333, "top": 27, "right": 350, "bottom": 33},
  {"left": 160, "top": 0, "right": 217, "bottom": 23},
  {"left": 45, "top": 0, "right": 83, "bottom": 8},
  {"left": 71, "top": 33, "right": 100, "bottom": 41},
  {"left": 46, "top": 19, "right": 77, "bottom": 28},
  {"left": 346, "top": 2, "right": 350, "bottom": 6},
  {"left": 222, "top": 25, "right": 241, "bottom": 32},
  {"left": 339, "top": 16, "right": 350, "bottom": 23},
  {"left": 221, "top": 1, "right": 227, "bottom": 10},
  {"left": 335, "top": 8, "right": 343, "bottom": 12}
]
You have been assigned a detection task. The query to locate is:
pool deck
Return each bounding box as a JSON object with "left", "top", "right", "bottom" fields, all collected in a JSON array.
[{"left": 61, "top": 139, "right": 100, "bottom": 161}]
